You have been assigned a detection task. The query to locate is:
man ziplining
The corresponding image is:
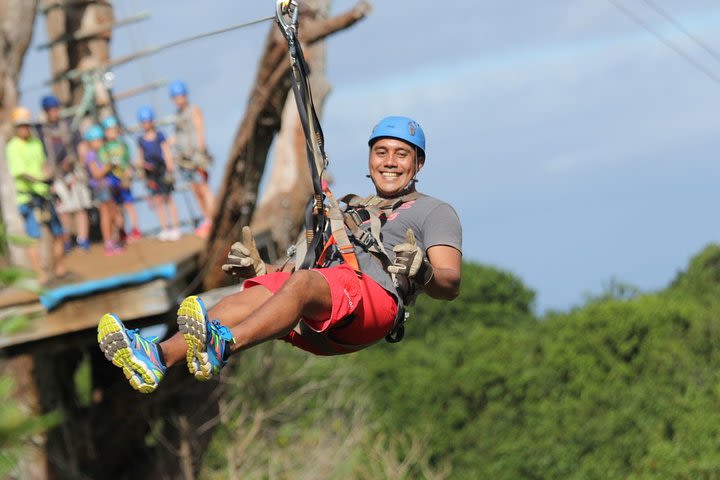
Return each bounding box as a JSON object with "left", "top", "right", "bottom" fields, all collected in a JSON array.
[{"left": 95, "top": 1, "right": 462, "bottom": 394}]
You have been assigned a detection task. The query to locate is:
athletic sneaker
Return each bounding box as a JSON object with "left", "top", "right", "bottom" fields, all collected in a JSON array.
[
  {"left": 166, "top": 228, "right": 181, "bottom": 242},
  {"left": 104, "top": 241, "right": 124, "bottom": 256},
  {"left": 157, "top": 229, "right": 170, "bottom": 242},
  {"left": 77, "top": 238, "right": 91, "bottom": 251},
  {"left": 128, "top": 228, "right": 142, "bottom": 242},
  {"left": 177, "top": 295, "right": 235, "bottom": 381},
  {"left": 97, "top": 313, "right": 167, "bottom": 393},
  {"left": 194, "top": 221, "right": 211, "bottom": 238}
]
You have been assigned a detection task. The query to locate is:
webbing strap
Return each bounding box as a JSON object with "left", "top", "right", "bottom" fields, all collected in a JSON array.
[{"left": 277, "top": 2, "right": 329, "bottom": 270}]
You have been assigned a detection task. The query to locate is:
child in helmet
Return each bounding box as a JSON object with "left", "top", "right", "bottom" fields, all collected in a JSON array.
[
  {"left": 135, "top": 106, "right": 181, "bottom": 242},
  {"left": 99, "top": 116, "right": 141, "bottom": 242},
  {"left": 84, "top": 125, "right": 125, "bottom": 256},
  {"left": 168, "top": 80, "right": 215, "bottom": 238}
]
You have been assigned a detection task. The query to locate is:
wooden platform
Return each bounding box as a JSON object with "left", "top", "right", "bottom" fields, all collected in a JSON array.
[{"left": 0, "top": 235, "right": 205, "bottom": 353}]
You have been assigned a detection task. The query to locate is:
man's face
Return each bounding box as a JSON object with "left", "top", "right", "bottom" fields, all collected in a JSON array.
[
  {"left": 172, "top": 94, "right": 187, "bottom": 109},
  {"left": 368, "top": 138, "right": 423, "bottom": 197},
  {"left": 46, "top": 107, "right": 60, "bottom": 122},
  {"left": 16, "top": 125, "right": 31, "bottom": 140}
]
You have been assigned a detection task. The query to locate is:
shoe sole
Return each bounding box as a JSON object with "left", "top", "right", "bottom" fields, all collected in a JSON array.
[
  {"left": 97, "top": 313, "right": 160, "bottom": 394},
  {"left": 177, "top": 296, "right": 213, "bottom": 381}
]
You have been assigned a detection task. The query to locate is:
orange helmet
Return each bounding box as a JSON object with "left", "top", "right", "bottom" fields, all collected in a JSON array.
[{"left": 11, "top": 107, "right": 32, "bottom": 126}]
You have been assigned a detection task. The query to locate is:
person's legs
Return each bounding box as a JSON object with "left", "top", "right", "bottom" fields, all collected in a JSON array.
[
  {"left": 53, "top": 236, "right": 67, "bottom": 277},
  {"left": 159, "top": 285, "right": 274, "bottom": 368},
  {"left": 124, "top": 201, "right": 140, "bottom": 232},
  {"left": 99, "top": 202, "right": 111, "bottom": 244},
  {"left": 152, "top": 195, "right": 168, "bottom": 230},
  {"left": 19, "top": 204, "right": 46, "bottom": 283},
  {"left": 75, "top": 209, "right": 90, "bottom": 246},
  {"left": 177, "top": 270, "right": 332, "bottom": 380},
  {"left": 166, "top": 195, "right": 180, "bottom": 231}
]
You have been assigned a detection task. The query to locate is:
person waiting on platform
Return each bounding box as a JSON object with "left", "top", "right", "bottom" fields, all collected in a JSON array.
[
  {"left": 6, "top": 107, "right": 68, "bottom": 286},
  {"left": 99, "top": 116, "right": 142, "bottom": 242},
  {"left": 135, "top": 106, "right": 181, "bottom": 242},
  {"left": 169, "top": 80, "right": 215, "bottom": 238},
  {"left": 39, "top": 95, "right": 91, "bottom": 253},
  {"left": 84, "top": 125, "right": 125, "bottom": 256}
]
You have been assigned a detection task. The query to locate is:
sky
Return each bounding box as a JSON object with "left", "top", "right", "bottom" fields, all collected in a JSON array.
[{"left": 17, "top": 0, "right": 720, "bottom": 313}]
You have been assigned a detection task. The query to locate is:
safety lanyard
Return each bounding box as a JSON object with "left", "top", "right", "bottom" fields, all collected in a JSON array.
[{"left": 276, "top": 0, "right": 329, "bottom": 270}]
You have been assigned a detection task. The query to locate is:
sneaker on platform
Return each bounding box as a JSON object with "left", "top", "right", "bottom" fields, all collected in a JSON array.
[{"left": 166, "top": 228, "right": 181, "bottom": 242}]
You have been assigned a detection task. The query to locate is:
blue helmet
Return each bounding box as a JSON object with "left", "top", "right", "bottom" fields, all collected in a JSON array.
[
  {"left": 41, "top": 95, "right": 60, "bottom": 111},
  {"left": 84, "top": 124, "right": 104, "bottom": 142},
  {"left": 137, "top": 105, "right": 155, "bottom": 122},
  {"left": 102, "top": 116, "right": 119, "bottom": 130},
  {"left": 169, "top": 80, "right": 188, "bottom": 98},
  {"left": 368, "top": 116, "right": 426, "bottom": 157}
]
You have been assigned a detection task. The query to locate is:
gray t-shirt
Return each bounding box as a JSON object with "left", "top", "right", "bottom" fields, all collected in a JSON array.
[{"left": 326, "top": 192, "right": 462, "bottom": 300}]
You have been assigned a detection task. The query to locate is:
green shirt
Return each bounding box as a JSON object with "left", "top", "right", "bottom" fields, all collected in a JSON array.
[
  {"left": 99, "top": 139, "right": 131, "bottom": 179},
  {"left": 6, "top": 136, "right": 49, "bottom": 205}
]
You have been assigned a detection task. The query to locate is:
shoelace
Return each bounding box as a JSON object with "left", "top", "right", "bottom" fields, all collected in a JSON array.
[
  {"left": 209, "top": 319, "right": 236, "bottom": 344},
  {"left": 127, "top": 329, "right": 159, "bottom": 345}
]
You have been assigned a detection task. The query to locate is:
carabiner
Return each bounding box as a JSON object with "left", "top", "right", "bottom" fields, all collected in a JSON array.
[{"left": 276, "top": 0, "right": 299, "bottom": 38}]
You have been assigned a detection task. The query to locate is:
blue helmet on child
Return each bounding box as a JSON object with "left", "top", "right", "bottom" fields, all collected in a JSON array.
[
  {"left": 368, "top": 116, "right": 426, "bottom": 157},
  {"left": 137, "top": 106, "right": 155, "bottom": 122},
  {"left": 169, "top": 80, "right": 188, "bottom": 98},
  {"left": 84, "top": 124, "right": 104, "bottom": 142},
  {"left": 41, "top": 95, "right": 61, "bottom": 111},
  {"left": 102, "top": 116, "right": 119, "bottom": 130}
]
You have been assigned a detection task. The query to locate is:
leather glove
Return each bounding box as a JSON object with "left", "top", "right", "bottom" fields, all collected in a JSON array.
[
  {"left": 222, "top": 226, "right": 267, "bottom": 278},
  {"left": 387, "top": 229, "right": 434, "bottom": 286}
]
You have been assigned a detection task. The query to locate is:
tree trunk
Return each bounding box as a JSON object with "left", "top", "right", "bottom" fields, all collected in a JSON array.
[
  {"left": 203, "top": 0, "right": 371, "bottom": 290},
  {"left": 0, "top": 0, "right": 38, "bottom": 267},
  {"left": 44, "top": 0, "right": 114, "bottom": 108}
]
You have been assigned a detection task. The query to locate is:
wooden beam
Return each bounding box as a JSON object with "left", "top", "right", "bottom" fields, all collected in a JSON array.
[
  {"left": 40, "top": 0, "right": 110, "bottom": 15},
  {"left": 36, "top": 11, "right": 150, "bottom": 50},
  {"left": 47, "top": 15, "right": 274, "bottom": 84},
  {"left": 112, "top": 79, "right": 168, "bottom": 101}
]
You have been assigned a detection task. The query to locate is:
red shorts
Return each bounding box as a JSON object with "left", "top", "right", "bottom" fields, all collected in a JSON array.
[{"left": 242, "top": 264, "right": 398, "bottom": 355}]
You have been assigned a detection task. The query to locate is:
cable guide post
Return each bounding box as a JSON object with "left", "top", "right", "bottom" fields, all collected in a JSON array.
[{"left": 275, "top": 0, "right": 331, "bottom": 270}]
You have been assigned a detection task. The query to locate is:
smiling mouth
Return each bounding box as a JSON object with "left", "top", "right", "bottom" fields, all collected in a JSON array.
[{"left": 381, "top": 172, "right": 401, "bottom": 179}]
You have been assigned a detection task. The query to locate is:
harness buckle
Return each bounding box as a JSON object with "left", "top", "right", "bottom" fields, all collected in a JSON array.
[{"left": 354, "top": 229, "right": 376, "bottom": 249}]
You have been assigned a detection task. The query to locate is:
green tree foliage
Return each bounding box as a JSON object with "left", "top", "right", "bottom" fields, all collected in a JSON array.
[
  {"left": 205, "top": 246, "right": 720, "bottom": 479},
  {"left": 0, "top": 228, "right": 58, "bottom": 476}
]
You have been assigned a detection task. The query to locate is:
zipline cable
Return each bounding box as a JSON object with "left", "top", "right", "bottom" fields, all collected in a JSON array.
[
  {"left": 638, "top": 0, "right": 720, "bottom": 66},
  {"left": 606, "top": 0, "right": 720, "bottom": 85}
]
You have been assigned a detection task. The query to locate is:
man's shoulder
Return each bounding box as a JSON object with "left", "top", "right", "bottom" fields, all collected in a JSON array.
[{"left": 410, "top": 192, "right": 456, "bottom": 211}]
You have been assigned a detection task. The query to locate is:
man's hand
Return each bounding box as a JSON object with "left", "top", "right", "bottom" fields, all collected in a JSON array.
[
  {"left": 387, "top": 229, "right": 434, "bottom": 285},
  {"left": 222, "top": 226, "right": 267, "bottom": 278}
]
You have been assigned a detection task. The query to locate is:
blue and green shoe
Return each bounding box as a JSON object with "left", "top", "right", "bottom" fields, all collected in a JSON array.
[
  {"left": 97, "top": 313, "right": 166, "bottom": 394},
  {"left": 177, "top": 295, "right": 235, "bottom": 381}
]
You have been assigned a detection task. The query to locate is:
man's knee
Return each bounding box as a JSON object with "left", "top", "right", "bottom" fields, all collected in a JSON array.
[{"left": 281, "top": 270, "right": 332, "bottom": 312}]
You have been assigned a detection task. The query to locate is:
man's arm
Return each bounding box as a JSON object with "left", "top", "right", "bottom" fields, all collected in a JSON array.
[{"left": 424, "top": 245, "right": 461, "bottom": 300}]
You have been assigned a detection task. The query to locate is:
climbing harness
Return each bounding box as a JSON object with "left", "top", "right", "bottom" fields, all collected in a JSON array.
[{"left": 275, "top": 1, "right": 421, "bottom": 347}]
